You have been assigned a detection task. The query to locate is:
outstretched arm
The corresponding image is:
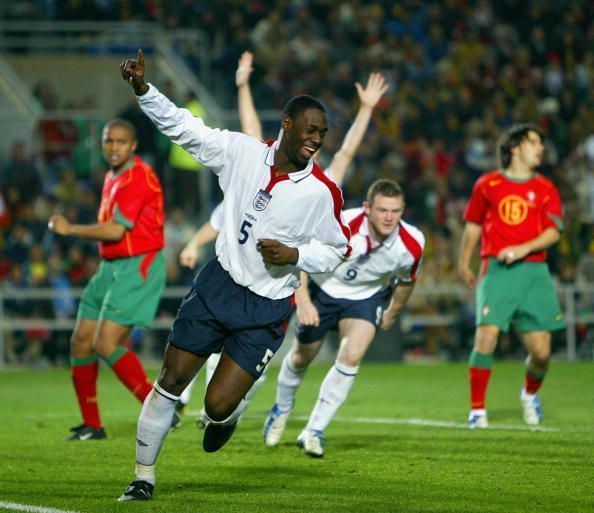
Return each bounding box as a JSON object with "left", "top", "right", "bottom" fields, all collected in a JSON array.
[
  {"left": 329, "top": 72, "right": 388, "bottom": 186},
  {"left": 236, "top": 51, "right": 263, "bottom": 140},
  {"left": 48, "top": 215, "right": 126, "bottom": 241},
  {"left": 121, "top": 49, "right": 236, "bottom": 179}
]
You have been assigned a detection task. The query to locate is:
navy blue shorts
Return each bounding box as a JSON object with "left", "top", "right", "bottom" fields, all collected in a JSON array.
[
  {"left": 168, "top": 258, "right": 294, "bottom": 378},
  {"left": 296, "top": 281, "right": 391, "bottom": 344}
]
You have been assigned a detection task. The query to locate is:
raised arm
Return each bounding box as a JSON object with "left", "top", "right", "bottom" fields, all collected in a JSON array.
[
  {"left": 329, "top": 72, "right": 388, "bottom": 186},
  {"left": 236, "top": 51, "right": 263, "bottom": 140},
  {"left": 120, "top": 48, "right": 149, "bottom": 96},
  {"left": 121, "top": 49, "right": 237, "bottom": 179}
]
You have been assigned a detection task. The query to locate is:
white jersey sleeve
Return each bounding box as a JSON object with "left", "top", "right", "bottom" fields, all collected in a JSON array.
[
  {"left": 297, "top": 211, "right": 350, "bottom": 273},
  {"left": 208, "top": 202, "right": 224, "bottom": 233},
  {"left": 137, "top": 84, "right": 249, "bottom": 191}
]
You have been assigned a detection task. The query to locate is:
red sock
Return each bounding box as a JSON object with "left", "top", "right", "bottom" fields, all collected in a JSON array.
[
  {"left": 469, "top": 367, "right": 492, "bottom": 409},
  {"left": 524, "top": 373, "right": 544, "bottom": 394},
  {"left": 71, "top": 362, "right": 102, "bottom": 428},
  {"left": 111, "top": 351, "right": 152, "bottom": 403}
]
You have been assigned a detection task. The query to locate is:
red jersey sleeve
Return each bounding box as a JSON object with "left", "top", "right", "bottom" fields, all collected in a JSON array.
[
  {"left": 542, "top": 182, "right": 563, "bottom": 231},
  {"left": 463, "top": 175, "right": 489, "bottom": 224}
]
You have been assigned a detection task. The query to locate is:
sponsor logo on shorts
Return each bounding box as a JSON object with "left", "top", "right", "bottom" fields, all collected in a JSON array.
[{"left": 482, "top": 305, "right": 490, "bottom": 317}]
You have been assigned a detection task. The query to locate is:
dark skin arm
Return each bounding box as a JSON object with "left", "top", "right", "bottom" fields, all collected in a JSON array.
[
  {"left": 257, "top": 239, "right": 299, "bottom": 266},
  {"left": 120, "top": 49, "right": 150, "bottom": 96}
]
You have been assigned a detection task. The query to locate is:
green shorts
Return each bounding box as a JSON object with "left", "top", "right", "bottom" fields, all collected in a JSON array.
[
  {"left": 78, "top": 251, "right": 166, "bottom": 327},
  {"left": 476, "top": 258, "right": 565, "bottom": 333}
]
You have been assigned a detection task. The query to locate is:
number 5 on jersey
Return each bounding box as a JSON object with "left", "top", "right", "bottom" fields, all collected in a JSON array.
[{"left": 238, "top": 220, "right": 253, "bottom": 244}]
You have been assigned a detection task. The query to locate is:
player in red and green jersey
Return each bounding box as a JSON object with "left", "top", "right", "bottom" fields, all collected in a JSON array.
[
  {"left": 48, "top": 118, "right": 166, "bottom": 441},
  {"left": 458, "top": 124, "right": 565, "bottom": 429}
]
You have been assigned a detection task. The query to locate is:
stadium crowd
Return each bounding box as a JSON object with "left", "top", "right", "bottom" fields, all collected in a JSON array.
[{"left": 2, "top": 1, "right": 594, "bottom": 365}]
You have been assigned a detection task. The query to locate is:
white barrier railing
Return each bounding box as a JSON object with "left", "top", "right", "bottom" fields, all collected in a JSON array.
[{"left": 1, "top": 283, "right": 592, "bottom": 369}]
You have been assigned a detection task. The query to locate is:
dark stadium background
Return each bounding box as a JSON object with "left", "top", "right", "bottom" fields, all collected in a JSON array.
[{"left": 1, "top": 0, "right": 593, "bottom": 368}]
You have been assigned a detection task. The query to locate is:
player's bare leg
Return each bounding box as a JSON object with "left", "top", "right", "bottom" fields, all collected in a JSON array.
[
  {"left": 299, "top": 319, "right": 375, "bottom": 457},
  {"left": 263, "top": 337, "right": 322, "bottom": 447},
  {"left": 519, "top": 331, "right": 551, "bottom": 425},
  {"left": 468, "top": 325, "right": 499, "bottom": 428},
  {"left": 202, "top": 351, "right": 256, "bottom": 452}
]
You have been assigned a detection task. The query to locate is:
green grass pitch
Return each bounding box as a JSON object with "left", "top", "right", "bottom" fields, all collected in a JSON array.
[{"left": 0, "top": 361, "right": 592, "bottom": 513}]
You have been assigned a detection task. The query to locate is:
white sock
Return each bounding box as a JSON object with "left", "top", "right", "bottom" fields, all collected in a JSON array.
[
  {"left": 179, "top": 375, "right": 197, "bottom": 406},
  {"left": 205, "top": 399, "right": 246, "bottom": 426},
  {"left": 306, "top": 361, "right": 359, "bottom": 433},
  {"left": 276, "top": 351, "right": 307, "bottom": 411},
  {"left": 135, "top": 383, "right": 180, "bottom": 484},
  {"left": 520, "top": 388, "right": 536, "bottom": 401}
]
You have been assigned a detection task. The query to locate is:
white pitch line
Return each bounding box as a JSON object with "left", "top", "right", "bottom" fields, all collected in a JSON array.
[
  {"left": 23, "top": 410, "right": 576, "bottom": 433},
  {"left": 239, "top": 412, "right": 563, "bottom": 433},
  {"left": 0, "top": 502, "right": 82, "bottom": 513}
]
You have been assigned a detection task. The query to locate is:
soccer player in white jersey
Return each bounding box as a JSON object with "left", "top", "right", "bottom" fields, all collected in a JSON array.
[
  {"left": 174, "top": 51, "right": 388, "bottom": 429},
  {"left": 263, "top": 179, "right": 425, "bottom": 458},
  {"left": 118, "top": 50, "right": 351, "bottom": 501}
]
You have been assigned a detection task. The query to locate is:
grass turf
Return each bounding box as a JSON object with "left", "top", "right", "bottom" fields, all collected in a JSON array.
[{"left": 0, "top": 361, "right": 592, "bottom": 513}]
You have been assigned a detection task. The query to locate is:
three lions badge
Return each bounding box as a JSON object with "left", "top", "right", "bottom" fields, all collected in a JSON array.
[{"left": 253, "top": 189, "right": 272, "bottom": 211}]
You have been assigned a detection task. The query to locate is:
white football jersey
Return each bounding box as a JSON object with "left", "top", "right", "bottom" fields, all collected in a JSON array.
[
  {"left": 138, "top": 85, "right": 351, "bottom": 300},
  {"left": 311, "top": 207, "right": 425, "bottom": 300},
  {"left": 207, "top": 166, "right": 333, "bottom": 233},
  {"left": 209, "top": 202, "right": 224, "bottom": 232}
]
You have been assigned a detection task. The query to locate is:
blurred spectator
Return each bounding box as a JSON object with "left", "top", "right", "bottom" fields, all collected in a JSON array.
[
  {"left": 3, "top": 0, "right": 594, "bottom": 363},
  {"left": 1, "top": 141, "right": 42, "bottom": 205}
]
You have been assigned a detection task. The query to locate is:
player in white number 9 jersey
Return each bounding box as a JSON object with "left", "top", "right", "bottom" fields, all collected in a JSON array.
[{"left": 263, "top": 179, "right": 425, "bottom": 458}]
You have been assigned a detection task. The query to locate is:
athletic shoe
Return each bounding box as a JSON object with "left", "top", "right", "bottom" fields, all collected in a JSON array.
[
  {"left": 520, "top": 390, "right": 542, "bottom": 425},
  {"left": 196, "top": 409, "right": 208, "bottom": 430},
  {"left": 202, "top": 421, "right": 237, "bottom": 452},
  {"left": 169, "top": 411, "right": 181, "bottom": 431},
  {"left": 117, "top": 480, "right": 154, "bottom": 501},
  {"left": 468, "top": 409, "right": 488, "bottom": 429},
  {"left": 263, "top": 403, "right": 292, "bottom": 447},
  {"left": 296, "top": 429, "right": 325, "bottom": 458},
  {"left": 67, "top": 424, "right": 107, "bottom": 441}
]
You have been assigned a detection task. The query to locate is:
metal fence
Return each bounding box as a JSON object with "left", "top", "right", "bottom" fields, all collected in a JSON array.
[{"left": 1, "top": 283, "right": 592, "bottom": 369}]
